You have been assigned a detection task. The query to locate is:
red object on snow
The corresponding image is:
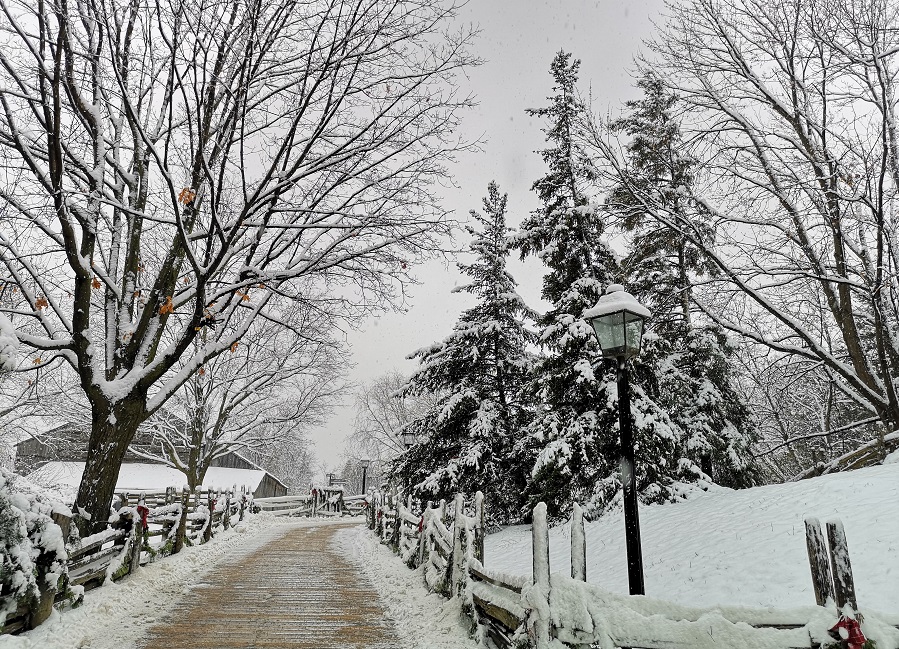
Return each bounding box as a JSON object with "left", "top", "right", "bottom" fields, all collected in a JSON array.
[
  {"left": 829, "top": 616, "right": 867, "bottom": 649},
  {"left": 136, "top": 504, "right": 149, "bottom": 529},
  {"left": 418, "top": 516, "right": 423, "bottom": 533}
]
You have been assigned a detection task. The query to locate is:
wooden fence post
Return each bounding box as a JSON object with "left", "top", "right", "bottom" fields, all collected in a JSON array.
[
  {"left": 418, "top": 501, "right": 431, "bottom": 568},
  {"left": 203, "top": 490, "right": 214, "bottom": 543},
  {"left": 173, "top": 486, "right": 190, "bottom": 554},
  {"left": 129, "top": 505, "right": 142, "bottom": 575},
  {"left": 532, "top": 502, "right": 551, "bottom": 648},
  {"left": 804, "top": 517, "right": 834, "bottom": 606},
  {"left": 239, "top": 485, "right": 246, "bottom": 522},
  {"left": 571, "top": 503, "right": 586, "bottom": 581},
  {"left": 451, "top": 493, "right": 465, "bottom": 596},
  {"left": 826, "top": 520, "right": 858, "bottom": 613},
  {"left": 474, "top": 491, "right": 485, "bottom": 564},
  {"left": 391, "top": 495, "right": 401, "bottom": 550},
  {"left": 223, "top": 488, "right": 232, "bottom": 530}
]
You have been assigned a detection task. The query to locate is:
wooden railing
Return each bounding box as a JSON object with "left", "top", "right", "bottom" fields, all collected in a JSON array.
[
  {"left": 254, "top": 486, "right": 347, "bottom": 517},
  {"left": 2, "top": 486, "right": 248, "bottom": 636},
  {"left": 370, "top": 494, "right": 899, "bottom": 649}
]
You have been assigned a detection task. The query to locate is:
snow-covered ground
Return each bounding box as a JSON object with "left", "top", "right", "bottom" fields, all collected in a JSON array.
[
  {"left": 339, "top": 526, "right": 479, "bottom": 649},
  {"left": 3, "top": 515, "right": 313, "bottom": 649},
  {"left": 486, "top": 463, "right": 899, "bottom": 615}
]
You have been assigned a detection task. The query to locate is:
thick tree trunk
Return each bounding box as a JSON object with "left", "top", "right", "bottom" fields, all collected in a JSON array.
[{"left": 73, "top": 397, "right": 147, "bottom": 536}]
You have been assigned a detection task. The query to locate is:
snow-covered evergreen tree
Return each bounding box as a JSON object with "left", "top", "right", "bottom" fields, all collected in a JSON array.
[
  {"left": 396, "top": 182, "right": 535, "bottom": 522},
  {"left": 609, "top": 71, "right": 758, "bottom": 487},
  {"left": 519, "top": 53, "right": 708, "bottom": 520}
]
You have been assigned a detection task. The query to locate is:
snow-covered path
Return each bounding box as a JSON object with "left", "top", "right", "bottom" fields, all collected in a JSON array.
[
  {"left": 4, "top": 515, "right": 479, "bottom": 649},
  {"left": 139, "top": 521, "right": 397, "bottom": 648}
]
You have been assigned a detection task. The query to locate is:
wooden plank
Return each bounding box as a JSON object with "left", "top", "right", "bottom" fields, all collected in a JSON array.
[
  {"left": 2, "top": 616, "right": 28, "bottom": 635},
  {"left": 826, "top": 520, "right": 858, "bottom": 611},
  {"left": 472, "top": 592, "right": 523, "bottom": 633},
  {"left": 70, "top": 564, "right": 110, "bottom": 588},
  {"left": 67, "top": 530, "right": 126, "bottom": 563},
  {"left": 68, "top": 543, "right": 124, "bottom": 573},
  {"left": 804, "top": 518, "right": 834, "bottom": 607},
  {"left": 483, "top": 623, "right": 514, "bottom": 649},
  {"left": 469, "top": 565, "right": 523, "bottom": 594},
  {"left": 430, "top": 526, "right": 452, "bottom": 556}
]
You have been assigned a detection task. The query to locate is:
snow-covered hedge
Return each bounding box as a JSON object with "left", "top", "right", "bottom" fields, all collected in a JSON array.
[{"left": 0, "top": 469, "right": 71, "bottom": 627}]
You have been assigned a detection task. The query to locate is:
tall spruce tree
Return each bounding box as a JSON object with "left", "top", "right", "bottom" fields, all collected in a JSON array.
[
  {"left": 396, "top": 182, "right": 534, "bottom": 522},
  {"left": 609, "top": 71, "right": 758, "bottom": 487},
  {"left": 520, "top": 53, "right": 707, "bottom": 520}
]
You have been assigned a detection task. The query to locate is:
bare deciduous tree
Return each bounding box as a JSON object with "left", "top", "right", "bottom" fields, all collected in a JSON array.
[
  {"left": 0, "top": 0, "right": 474, "bottom": 532},
  {"left": 347, "top": 370, "right": 431, "bottom": 462},
  {"left": 584, "top": 0, "right": 899, "bottom": 476},
  {"left": 133, "top": 302, "right": 345, "bottom": 490}
]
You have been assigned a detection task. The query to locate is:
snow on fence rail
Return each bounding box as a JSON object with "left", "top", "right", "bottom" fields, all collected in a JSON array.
[
  {"left": 370, "top": 493, "right": 899, "bottom": 649},
  {"left": 1, "top": 484, "right": 251, "bottom": 635},
  {"left": 254, "top": 486, "right": 347, "bottom": 517}
]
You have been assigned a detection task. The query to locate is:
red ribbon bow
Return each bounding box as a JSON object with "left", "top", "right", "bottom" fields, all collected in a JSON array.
[
  {"left": 136, "top": 504, "right": 149, "bottom": 530},
  {"left": 829, "top": 616, "right": 866, "bottom": 649}
]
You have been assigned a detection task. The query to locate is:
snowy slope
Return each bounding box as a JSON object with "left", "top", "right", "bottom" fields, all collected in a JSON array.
[{"left": 485, "top": 463, "right": 899, "bottom": 615}]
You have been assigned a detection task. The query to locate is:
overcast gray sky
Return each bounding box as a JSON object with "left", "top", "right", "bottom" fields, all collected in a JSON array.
[{"left": 310, "top": 0, "right": 668, "bottom": 473}]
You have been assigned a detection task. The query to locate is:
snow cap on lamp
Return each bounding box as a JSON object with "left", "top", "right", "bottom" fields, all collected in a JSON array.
[{"left": 583, "top": 284, "right": 650, "bottom": 359}]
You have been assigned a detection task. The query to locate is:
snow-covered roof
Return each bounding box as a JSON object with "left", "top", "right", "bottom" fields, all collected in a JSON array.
[{"left": 26, "top": 462, "right": 268, "bottom": 502}]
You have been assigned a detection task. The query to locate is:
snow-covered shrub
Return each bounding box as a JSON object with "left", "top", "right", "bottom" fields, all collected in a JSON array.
[{"left": 0, "top": 469, "right": 70, "bottom": 627}]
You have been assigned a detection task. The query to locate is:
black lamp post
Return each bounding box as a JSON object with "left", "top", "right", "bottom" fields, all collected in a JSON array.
[
  {"left": 401, "top": 431, "right": 416, "bottom": 450},
  {"left": 360, "top": 459, "right": 370, "bottom": 495},
  {"left": 584, "top": 283, "right": 650, "bottom": 596}
]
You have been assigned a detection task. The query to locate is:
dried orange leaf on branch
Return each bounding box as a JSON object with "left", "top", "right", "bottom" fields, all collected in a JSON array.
[
  {"left": 159, "top": 296, "right": 175, "bottom": 314},
  {"left": 178, "top": 188, "right": 196, "bottom": 204}
]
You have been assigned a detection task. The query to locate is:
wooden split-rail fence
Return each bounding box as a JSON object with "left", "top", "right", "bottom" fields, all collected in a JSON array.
[
  {"left": 2, "top": 485, "right": 250, "bottom": 636},
  {"left": 371, "top": 493, "right": 899, "bottom": 649},
  {"left": 253, "top": 486, "right": 355, "bottom": 517}
]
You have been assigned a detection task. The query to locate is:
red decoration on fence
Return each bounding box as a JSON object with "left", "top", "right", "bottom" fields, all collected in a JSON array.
[
  {"left": 136, "top": 504, "right": 149, "bottom": 530},
  {"left": 829, "top": 616, "right": 867, "bottom": 649}
]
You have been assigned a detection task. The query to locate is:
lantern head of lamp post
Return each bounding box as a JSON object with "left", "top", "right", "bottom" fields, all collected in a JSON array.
[
  {"left": 359, "top": 459, "right": 371, "bottom": 469},
  {"left": 583, "top": 284, "right": 651, "bottom": 359},
  {"left": 401, "top": 431, "right": 416, "bottom": 449}
]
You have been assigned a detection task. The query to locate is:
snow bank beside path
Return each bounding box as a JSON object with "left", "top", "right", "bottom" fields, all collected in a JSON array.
[
  {"left": 339, "top": 526, "right": 479, "bottom": 649},
  {"left": 486, "top": 463, "right": 899, "bottom": 615},
  {"left": 4, "top": 514, "right": 304, "bottom": 649}
]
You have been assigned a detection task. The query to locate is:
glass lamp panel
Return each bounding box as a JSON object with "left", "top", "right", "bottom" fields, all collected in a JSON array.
[
  {"left": 591, "top": 310, "right": 627, "bottom": 358},
  {"left": 624, "top": 312, "right": 645, "bottom": 357}
]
